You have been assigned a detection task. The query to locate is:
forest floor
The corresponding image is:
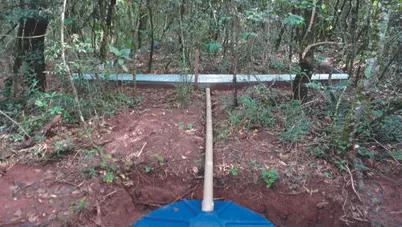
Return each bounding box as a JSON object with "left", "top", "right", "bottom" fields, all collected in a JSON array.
[{"left": 0, "top": 87, "right": 401, "bottom": 227}]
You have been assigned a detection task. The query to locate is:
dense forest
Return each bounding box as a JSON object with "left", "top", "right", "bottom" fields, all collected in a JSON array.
[{"left": 0, "top": 0, "right": 401, "bottom": 226}]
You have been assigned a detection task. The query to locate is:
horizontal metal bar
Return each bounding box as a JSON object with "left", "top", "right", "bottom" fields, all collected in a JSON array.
[{"left": 72, "top": 73, "right": 349, "bottom": 83}]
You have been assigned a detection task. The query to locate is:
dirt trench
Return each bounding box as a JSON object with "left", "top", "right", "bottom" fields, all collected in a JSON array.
[{"left": 1, "top": 88, "right": 401, "bottom": 227}]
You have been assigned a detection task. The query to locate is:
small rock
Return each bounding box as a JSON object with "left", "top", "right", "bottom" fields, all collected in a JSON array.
[
  {"left": 28, "top": 213, "right": 38, "bottom": 222},
  {"left": 14, "top": 208, "right": 22, "bottom": 217}
]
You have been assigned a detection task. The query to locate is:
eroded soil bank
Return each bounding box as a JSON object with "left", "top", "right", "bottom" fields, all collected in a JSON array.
[{"left": 1, "top": 88, "right": 401, "bottom": 226}]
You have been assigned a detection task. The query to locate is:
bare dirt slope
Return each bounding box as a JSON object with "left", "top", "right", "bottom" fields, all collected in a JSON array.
[{"left": 0, "top": 88, "right": 401, "bottom": 227}]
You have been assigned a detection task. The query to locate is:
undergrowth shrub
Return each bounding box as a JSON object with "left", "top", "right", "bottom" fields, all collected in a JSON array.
[
  {"left": 0, "top": 88, "right": 141, "bottom": 141},
  {"left": 244, "top": 84, "right": 283, "bottom": 106},
  {"left": 175, "top": 82, "right": 192, "bottom": 107},
  {"left": 279, "top": 100, "right": 311, "bottom": 143},
  {"left": 372, "top": 114, "right": 402, "bottom": 142},
  {"left": 228, "top": 95, "right": 274, "bottom": 129}
]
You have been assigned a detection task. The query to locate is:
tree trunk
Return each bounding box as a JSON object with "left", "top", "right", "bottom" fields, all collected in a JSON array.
[
  {"left": 13, "top": 16, "right": 49, "bottom": 93},
  {"left": 138, "top": 2, "right": 147, "bottom": 49},
  {"left": 292, "top": 50, "right": 314, "bottom": 101},
  {"left": 99, "top": 0, "right": 116, "bottom": 62}
]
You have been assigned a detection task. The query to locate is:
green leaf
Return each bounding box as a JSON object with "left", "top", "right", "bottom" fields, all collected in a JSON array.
[
  {"left": 283, "top": 13, "right": 305, "bottom": 26},
  {"left": 120, "top": 49, "right": 131, "bottom": 59},
  {"left": 100, "top": 161, "right": 107, "bottom": 168},
  {"left": 103, "top": 153, "right": 112, "bottom": 159},
  {"left": 121, "top": 64, "right": 129, "bottom": 72},
  {"left": 145, "top": 166, "right": 153, "bottom": 173},
  {"left": 109, "top": 45, "right": 120, "bottom": 56},
  {"left": 103, "top": 172, "right": 114, "bottom": 183},
  {"left": 321, "top": 3, "right": 328, "bottom": 13},
  {"left": 390, "top": 151, "right": 402, "bottom": 160},
  {"left": 204, "top": 42, "right": 222, "bottom": 52},
  {"left": 48, "top": 106, "right": 64, "bottom": 115},
  {"left": 35, "top": 100, "right": 48, "bottom": 108},
  {"left": 261, "top": 168, "right": 279, "bottom": 188},
  {"left": 118, "top": 58, "right": 125, "bottom": 66},
  {"left": 241, "top": 32, "right": 257, "bottom": 39}
]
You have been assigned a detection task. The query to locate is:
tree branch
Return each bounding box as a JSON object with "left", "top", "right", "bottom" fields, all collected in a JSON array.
[
  {"left": 302, "top": 2, "right": 317, "bottom": 43},
  {"left": 302, "top": 41, "right": 340, "bottom": 59}
]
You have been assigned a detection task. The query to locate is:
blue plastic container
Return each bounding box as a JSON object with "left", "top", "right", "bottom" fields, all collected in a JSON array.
[{"left": 134, "top": 199, "right": 275, "bottom": 227}]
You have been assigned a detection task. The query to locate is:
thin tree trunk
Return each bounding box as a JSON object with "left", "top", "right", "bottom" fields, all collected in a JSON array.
[
  {"left": 231, "top": 0, "right": 238, "bottom": 107},
  {"left": 61, "top": 0, "right": 85, "bottom": 124},
  {"left": 138, "top": 2, "right": 147, "bottom": 49},
  {"left": 194, "top": 48, "right": 199, "bottom": 91},
  {"left": 292, "top": 49, "right": 314, "bottom": 101},
  {"left": 178, "top": 0, "right": 187, "bottom": 67},
  {"left": 147, "top": 0, "right": 154, "bottom": 73}
]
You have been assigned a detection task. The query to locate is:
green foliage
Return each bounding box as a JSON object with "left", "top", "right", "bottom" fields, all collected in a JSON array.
[
  {"left": 244, "top": 84, "right": 281, "bottom": 106},
  {"left": 109, "top": 45, "right": 131, "bottom": 72},
  {"left": 178, "top": 122, "right": 185, "bottom": 129},
  {"left": 228, "top": 167, "right": 238, "bottom": 176},
  {"left": 177, "top": 122, "right": 194, "bottom": 130},
  {"left": 373, "top": 115, "right": 402, "bottom": 142},
  {"left": 103, "top": 171, "right": 114, "bottom": 183},
  {"left": 54, "top": 139, "right": 72, "bottom": 156},
  {"left": 215, "top": 126, "right": 230, "bottom": 142},
  {"left": 70, "top": 198, "right": 88, "bottom": 213},
  {"left": 309, "top": 144, "right": 329, "bottom": 157},
  {"left": 390, "top": 151, "right": 402, "bottom": 161},
  {"left": 334, "top": 160, "right": 347, "bottom": 171},
  {"left": 81, "top": 166, "right": 97, "bottom": 179},
  {"left": 175, "top": 82, "right": 192, "bottom": 107},
  {"left": 228, "top": 96, "right": 274, "bottom": 129},
  {"left": 145, "top": 166, "right": 154, "bottom": 173},
  {"left": 261, "top": 168, "right": 279, "bottom": 188},
  {"left": 270, "top": 59, "right": 289, "bottom": 71},
  {"left": 279, "top": 100, "right": 311, "bottom": 143},
  {"left": 334, "top": 139, "right": 350, "bottom": 155},
  {"left": 283, "top": 13, "right": 305, "bottom": 26},
  {"left": 357, "top": 147, "right": 378, "bottom": 159},
  {"left": 322, "top": 171, "right": 333, "bottom": 179},
  {"left": 153, "top": 154, "right": 165, "bottom": 166},
  {"left": 178, "top": 122, "right": 194, "bottom": 130},
  {"left": 241, "top": 32, "right": 257, "bottom": 39},
  {"left": 204, "top": 42, "right": 222, "bottom": 52},
  {"left": 248, "top": 159, "right": 261, "bottom": 169}
]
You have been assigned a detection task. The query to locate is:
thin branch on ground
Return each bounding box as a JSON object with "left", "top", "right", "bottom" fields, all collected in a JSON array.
[
  {"left": 372, "top": 138, "right": 401, "bottom": 165},
  {"left": 345, "top": 165, "right": 362, "bottom": 202},
  {"left": 0, "top": 110, "right": 30, "bottom": 138}
]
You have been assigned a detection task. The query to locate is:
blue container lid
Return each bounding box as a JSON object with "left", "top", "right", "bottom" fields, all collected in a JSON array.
[{"left": 134, "top": 199, "right": 275, "bottom": 227}]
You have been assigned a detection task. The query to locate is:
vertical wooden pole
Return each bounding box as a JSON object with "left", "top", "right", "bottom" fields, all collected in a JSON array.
[{"left": 202, "top": 87, "right": 214, "bottom": 212}]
